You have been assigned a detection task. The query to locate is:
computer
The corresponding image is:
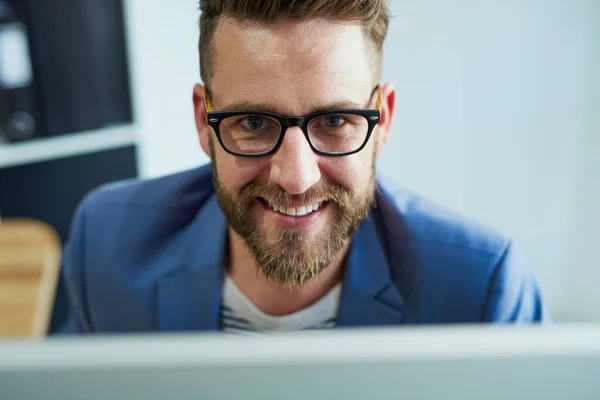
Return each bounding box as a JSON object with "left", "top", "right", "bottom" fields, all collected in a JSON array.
[{"left": 1, "top": 324, "right": 599, "bottom": 399}]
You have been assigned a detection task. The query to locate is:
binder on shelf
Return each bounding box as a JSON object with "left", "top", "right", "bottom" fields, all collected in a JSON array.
[
  {"left": 0, "top": 0, "right": 133, "bottom": 144},
  {"left": 0, "top": 2, "right": 37, "bottom": 142}
]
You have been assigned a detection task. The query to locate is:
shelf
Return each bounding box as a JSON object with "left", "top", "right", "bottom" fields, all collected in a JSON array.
[{"left": 0, "top": 125, "right": 137, "bottom": 169}]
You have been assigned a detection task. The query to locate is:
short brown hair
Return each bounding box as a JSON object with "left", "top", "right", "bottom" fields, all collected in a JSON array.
[{"left": 198, "top": 0, "right": 389, "bottom": 87}]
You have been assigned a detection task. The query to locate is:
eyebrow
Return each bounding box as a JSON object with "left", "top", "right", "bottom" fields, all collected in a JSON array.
[{"left": 218, "top": 100, "right": 366, "bottom": 116}]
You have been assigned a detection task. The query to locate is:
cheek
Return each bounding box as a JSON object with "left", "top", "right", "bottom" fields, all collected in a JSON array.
[
  {"left": 214, "top": 151, "right": 268, "bottom": 194},
  {"left": 320, "top": 152, "right": 374, "bottom": 194}
]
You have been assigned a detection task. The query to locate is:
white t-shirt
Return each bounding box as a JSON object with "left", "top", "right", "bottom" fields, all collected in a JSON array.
[{"left": 219, "top": 275, "right": 342, "bottom": 333}]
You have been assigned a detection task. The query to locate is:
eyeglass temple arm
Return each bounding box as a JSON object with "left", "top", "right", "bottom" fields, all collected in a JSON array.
[
  {"left": 374, "top": 84, "right": 382, "bottom": 110},
  {"left": 203, "top": 86, "right": 214, "bottom": 113}
]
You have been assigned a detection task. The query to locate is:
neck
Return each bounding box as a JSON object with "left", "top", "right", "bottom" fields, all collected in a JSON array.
[{"left": 227, "top": 228, "right": 348, "bottom": 316}]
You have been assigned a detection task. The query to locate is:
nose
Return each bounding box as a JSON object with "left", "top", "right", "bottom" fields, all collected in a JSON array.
[{"left": 268, "top": 127, "right": 321, "bottom": 195}]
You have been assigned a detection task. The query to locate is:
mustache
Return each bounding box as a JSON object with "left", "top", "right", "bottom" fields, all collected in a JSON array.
[{"left": 238, "top": 180, "right": 352, "bottom": 207}]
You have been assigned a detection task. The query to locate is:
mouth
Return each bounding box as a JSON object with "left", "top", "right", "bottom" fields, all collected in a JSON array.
[
  {"left": 266, "top": 200, "right": 324, "bottom": 217},
  {"left": 258, "top": 198, "right": 326, "bottom": 218}
]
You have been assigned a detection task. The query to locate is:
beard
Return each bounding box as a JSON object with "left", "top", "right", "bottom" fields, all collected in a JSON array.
[{"left": 210, "top": 139, "right": 376, "bottom": 287}]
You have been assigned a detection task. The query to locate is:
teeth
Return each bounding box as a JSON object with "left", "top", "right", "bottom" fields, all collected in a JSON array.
[{"left": 268, "top": 201, "right": 323, "bottom": 217}]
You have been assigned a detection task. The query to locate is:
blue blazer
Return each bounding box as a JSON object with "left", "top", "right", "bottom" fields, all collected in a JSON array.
[{"left": 58, "top": 164, "right": 549, "bottom": 333}]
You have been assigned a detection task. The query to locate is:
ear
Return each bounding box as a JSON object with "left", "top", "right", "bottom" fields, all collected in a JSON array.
[
  {"left": 374, "top": 82, "right": 396, "bottom": 157},
  {"left": 193, "top": 83, "right": 212, "bottom": 158}
]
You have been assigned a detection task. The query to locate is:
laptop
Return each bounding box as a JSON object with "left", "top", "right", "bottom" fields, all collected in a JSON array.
[{"left": 1, "top": 324, "right": 599, "bottom": 399}]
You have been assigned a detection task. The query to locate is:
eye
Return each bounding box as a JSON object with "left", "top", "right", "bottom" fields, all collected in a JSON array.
[
  {"left": 323, "top": 115, "right": 346, "bottom": 128},
  {"left": 241, "top": 115, "right": 265, "bottom": 130}
]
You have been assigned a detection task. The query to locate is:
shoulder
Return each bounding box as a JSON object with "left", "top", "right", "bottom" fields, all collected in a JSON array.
[
  {"left": 375, "top": 174, "right": 513, "bottom": 322},
  {"left": 79, "top": 163, "right": 215, "bottom": 215},
  {"left": 376, "top": 174, "right": 508, "bottom": 256},
  {"left": 70, "top": 164, "right": 216, "bottom": 259},
  {"left": 60, "top": 164, "right": 219, "bottom": 331}
]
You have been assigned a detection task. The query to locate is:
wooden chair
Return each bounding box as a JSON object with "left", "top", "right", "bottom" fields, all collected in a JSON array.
[{"left": 0, "top": 219, "right": 61, "bottom": 339}]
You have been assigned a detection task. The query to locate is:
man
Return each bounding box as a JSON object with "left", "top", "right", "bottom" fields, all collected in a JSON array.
[{"left": 59, "top": 0, "right": 548, "bottom": 333}]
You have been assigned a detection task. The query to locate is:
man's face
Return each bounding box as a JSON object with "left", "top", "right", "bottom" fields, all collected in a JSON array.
[{"left": 195, "top": 18, "right": 390, "bottom": 287}]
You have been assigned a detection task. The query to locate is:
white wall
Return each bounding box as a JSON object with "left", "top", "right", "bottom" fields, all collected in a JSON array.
[
  {"left": 124, "top": 0, "right": 209, "bottom": 178},
  {"left": 123, "top": 0, "right": 600, "bottom": 320},
  {"left": 569, "top": 2, "right": 600, "bottom": 321},
  {"left": 376, "top": 0, "right": 600, "bottom": 319}
]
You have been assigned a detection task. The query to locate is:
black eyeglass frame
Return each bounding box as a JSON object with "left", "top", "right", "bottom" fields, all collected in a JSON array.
[{"left": 204, "top": 85, "right": 382, "bottom": 157}]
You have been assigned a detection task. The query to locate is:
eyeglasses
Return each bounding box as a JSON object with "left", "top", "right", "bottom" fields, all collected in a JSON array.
[{"left": 204, "top": 85, "right": 382, "bottom": 157}]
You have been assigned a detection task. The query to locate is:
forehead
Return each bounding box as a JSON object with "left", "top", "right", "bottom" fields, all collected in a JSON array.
[{"left": 210, "top": 17, "right": 374, "bottom": 114}]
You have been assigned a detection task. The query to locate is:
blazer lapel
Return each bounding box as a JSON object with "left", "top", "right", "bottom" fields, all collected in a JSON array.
[
  {"left": 337, "top": 212, "right": 406, "bottom": 327},
  {"left": 157, "top": 195, "right": 226, "bottom": 331}
]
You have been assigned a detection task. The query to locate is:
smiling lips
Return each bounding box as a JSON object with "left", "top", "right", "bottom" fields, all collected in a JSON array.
[{"left": 266, "top": 200, "right": 324, "bottom": 217}]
